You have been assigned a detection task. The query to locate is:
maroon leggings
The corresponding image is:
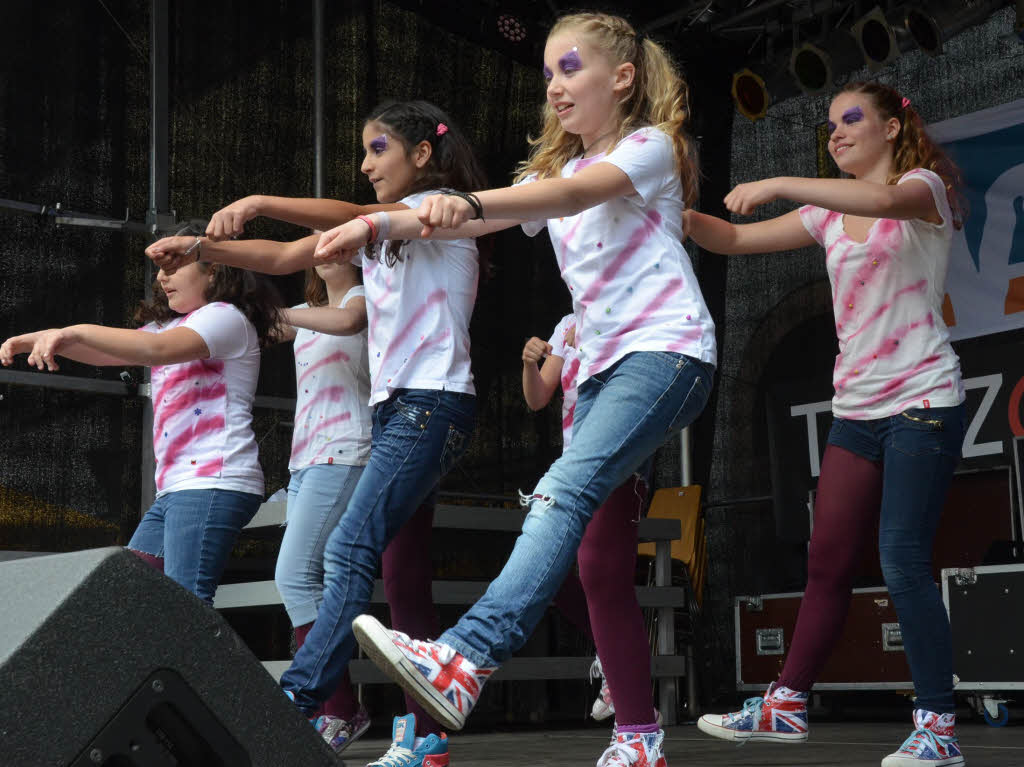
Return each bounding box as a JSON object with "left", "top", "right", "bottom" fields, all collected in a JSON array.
[
  {"left": 776, "top": 444, "right": 881, "bottom": 692},
  {"left": 578, "top": 474, "right": 656, "bottom": 727}
]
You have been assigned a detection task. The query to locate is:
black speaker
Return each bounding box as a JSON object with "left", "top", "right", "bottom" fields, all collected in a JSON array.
[{"left": 0, "top": 547, "right": 337, "bottom": 767}]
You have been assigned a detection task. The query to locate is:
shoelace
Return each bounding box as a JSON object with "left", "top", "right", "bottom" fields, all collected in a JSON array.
[
  {"left": 369, "top": 743, "right": 418, "bottom": 767},
  {"left": 727, "top": 696, "right": 765, "bottom": 724},
  {"left": 598, "top": 740, "right": 641, "bottom": 766},
  {"left": 393, "top": 631, "right": 457, "bottom": 666},
  {"left": 897, "top": 727, "right": 955, "bottom": 757}
]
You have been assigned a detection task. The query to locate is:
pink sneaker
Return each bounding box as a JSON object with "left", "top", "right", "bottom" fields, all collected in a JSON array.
[
  {"left": 353, "top": 614, "right": 495, "bottom": 731},
  {"left": 313, "top": 705, "right": 371, "bottom": 754},
  {"left": 590, "top": 657, "right": 615, "bottom": 721},
  {"left": 881, "top": 709, "right": 964, "bottom": 767},
  {"left": 697, "top": 683, "right": 809, "bottom": 742},
  {"left": 597, "top": 730, "right": 668, "bottom": 767}
]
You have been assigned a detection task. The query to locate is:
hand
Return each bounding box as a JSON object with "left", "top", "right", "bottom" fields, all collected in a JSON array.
[
  {"left": 206, "top": 196, "right": 260, "bottom": 241},
  {"left": 724, "top": 179, "right": 780, "bottom": 216},
  {"left": 416, "top": 194, "right": 474, "bottom": 236},
  {"left": 0, "top": 331, "right": 45, "bottom": 366},
  {"left": 145, "top": 236, "right": 202, "bottom": 275},
  {"left": 314, "top": 219, "right": 371, "bottom": 263},
  {"left": 25, "top": 328, "right": 78, "bottom": 371},
  {"left": 522, "top": 337, "right": 552, "bottom": 365}
]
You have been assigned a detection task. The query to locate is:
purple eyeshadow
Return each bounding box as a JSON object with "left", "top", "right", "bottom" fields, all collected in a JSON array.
[
  {"left": 543, "top": 65, "right": 553, "bottom": 80},
  {"left": 558, "top": 48, "right": 582, "bottom": 73},
  {"left": 842, "top": 106, "right": 864, "bottom": 123},
  {"left": 369, "top": 135, "right": 388, "bottom": 152}
]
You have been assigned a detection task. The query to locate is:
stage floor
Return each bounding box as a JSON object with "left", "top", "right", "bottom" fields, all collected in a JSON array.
[{"left": 339, "top": 721, "right": 1024, "bottom": 766}]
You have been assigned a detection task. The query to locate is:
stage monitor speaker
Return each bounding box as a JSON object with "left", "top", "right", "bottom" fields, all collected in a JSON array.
[{"left": 0, "top": 547, "right": 337, "bottom": 767}]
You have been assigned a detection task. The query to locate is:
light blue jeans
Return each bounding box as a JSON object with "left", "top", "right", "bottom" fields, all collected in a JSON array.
[
  {"left": 275, "top": 463, "right": 365, "bottom": 627},
  {"left": 440, "top": 351, "right": 714, "bottom": 668},
  {"left": 128, "top": 488, "right": 262, "bottom": 604}
]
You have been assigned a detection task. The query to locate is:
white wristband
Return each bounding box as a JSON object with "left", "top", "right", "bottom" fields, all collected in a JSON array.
[{"left": 375, "top": 211, "right": 391, "bottom": 243}]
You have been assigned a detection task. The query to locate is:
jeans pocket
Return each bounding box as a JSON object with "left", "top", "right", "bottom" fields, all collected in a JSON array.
[
  {"left": 893, "top": 408, "right": 952, "bottom": 457},
  {"left": 440, "top": 422, "right": 472, "bottom": 476},
  {"left": 394, "top": 391, "right": 438, "bottom": 429},
  {"left": 665, "top": 361, "right": 712, "bottom": 433}
]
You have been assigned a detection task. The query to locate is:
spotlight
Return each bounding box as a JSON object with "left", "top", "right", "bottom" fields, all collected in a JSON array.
[
  {"left": 497, "top": 13, "right": 527, "bottom": 43},
  {"left": 905, "top": 0, "right": 1006, "bottom": 56},
  {"left": 852, "top": 6, "right": 901, "bottom": 70},
  {"left": 789, "top": 43, "right": 831, "bottom": 95},
  {"left": 731, "top": 68, "right": 769, "bottom": 121}
]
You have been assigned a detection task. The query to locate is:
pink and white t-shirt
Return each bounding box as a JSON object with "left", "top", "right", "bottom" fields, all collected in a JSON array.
[
  {"left": 547, "top": 314, "right": 580, "bottom": 449},
  {"left": 520, "top": 127, "right": 717, "bottom": 385},
  {"left": 289, "top": 286, "right": 372, "bottom": 471},
  {"left": 798, "top": 168, "right": 965, "bottom": 419},
  {"left": 354, "top": 190, "right": 478, "bottom": 405},
  {"left": 142, "top": 301, "right": 264, "bottom": 497}
]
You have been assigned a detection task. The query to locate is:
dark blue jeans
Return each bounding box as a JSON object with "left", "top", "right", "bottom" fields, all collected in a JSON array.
[
  {"left": 827, "top": 404, "right": 965, "bottom": 713},
  {"left": 281, "top": 389, "right": 475, "bottom": 712}
]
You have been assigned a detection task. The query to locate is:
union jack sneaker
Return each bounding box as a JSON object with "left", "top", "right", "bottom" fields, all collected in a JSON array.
[
  {"left": 697, "top": 683, "right": 809, "bottom": 742},
  {"left": 596, "top": 729, "right": 668, "bottom": 767},
  {"left": 312, "top": 705, "right": 371, "bottom": 754},
  {"left": 881, "top": 709, "right": 964, "bottom": 767},
  {"left": 591, "top": 656, "right": 615, "bottom": 720},
  {"left": 368, "top": 713, "right": 449, "bottom": 767},
  {"left": 353, "top": 614, "right": 495, "bottom": 731}
]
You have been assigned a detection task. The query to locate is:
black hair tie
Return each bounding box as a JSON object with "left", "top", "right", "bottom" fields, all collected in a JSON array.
[{"left": 445, "top": 191, "right": 484, "bottom": 221}]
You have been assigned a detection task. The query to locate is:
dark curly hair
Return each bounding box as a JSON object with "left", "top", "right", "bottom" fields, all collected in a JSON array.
[
  {"left": 134, "top": 263, "right": 284, "bottom": 347},
  {"left": 364, "top": 100, "right": 489, "bottom": 268}
]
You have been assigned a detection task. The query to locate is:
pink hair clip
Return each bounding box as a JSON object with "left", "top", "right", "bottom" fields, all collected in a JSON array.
[
  {"left": 436, "top": 123, "right": 449, "bottom": 136},
  {"left": 901, "top": 96, "right": 911, "bottom": 109}
]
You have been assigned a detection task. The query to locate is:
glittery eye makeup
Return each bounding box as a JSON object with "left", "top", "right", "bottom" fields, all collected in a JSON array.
[
  {"left": 369, "top": 135, "right": 388, "bottom": 153},
  {"left": 842, "top": 106, "right": 864, "bottom": 124},
  {"left": 558, "top": 47, "right": 582, "bottom": 74},
  {"left": 543, "top": 65, "right": 553, "bottom": 81}
]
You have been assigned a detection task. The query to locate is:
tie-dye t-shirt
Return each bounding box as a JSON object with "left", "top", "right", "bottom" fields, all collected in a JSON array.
[
  {"left": 354, "top": 190, "right": 478, "bottom": 405},
  {"left": 142, "top": 301, "right": 263, "bottom": 497},
  {"left": 798, "top": 168, "right": 964, "bottom": 419},
  {"left": 520, "top": 126, "right": 717, "bottom": 386},
  {"left": 546, "top": 313, "right": 580, "bottom": 449},
  {"left": 288, "top": 286, "right": 372, "bottom": 471}
]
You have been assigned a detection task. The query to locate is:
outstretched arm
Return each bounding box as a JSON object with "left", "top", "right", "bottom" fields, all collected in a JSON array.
[
  {"left": 3, "top": 324, "right": 208, "bottom": 371},
  {"left": 725, "top": 176, "right": 941, "bottom": 222},
  {"left": 147, "top": 233, "right": 321, "bottom": 275},
  {"left": 283, "top": 297, "right": 368, "bottom": 336},
  {"left": 684, "top": 209, "right": 816, "bottom": 255},
  {"left": 206, "top": 195, "right": 410, "bottom": 240}
]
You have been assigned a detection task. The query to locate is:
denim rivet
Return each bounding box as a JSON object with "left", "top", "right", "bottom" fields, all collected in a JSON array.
[
  {"left": 425, "top": 410, "right": 431, "bottom": 416},
  {"left": 420, "top": 424, "right": 425, "bottom": 429}
]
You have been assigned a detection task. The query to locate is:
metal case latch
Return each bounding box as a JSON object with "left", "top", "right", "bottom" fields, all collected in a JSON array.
[
  {"left": 756, "top": 628, "right": 784, "bottom": 655},
  {"left": 953, "top": 568, "right": 977, "bottom": 587},
  {"left": 882, "top": 622, "right": 904, "bottom": 652},
  {"left": 743, "top": 596, "right": 764, "bottom": 612}
]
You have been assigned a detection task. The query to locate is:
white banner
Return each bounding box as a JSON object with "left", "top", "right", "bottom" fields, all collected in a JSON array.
[{"left": 931, "top": 98, "right": 1024, "bottom": 341}]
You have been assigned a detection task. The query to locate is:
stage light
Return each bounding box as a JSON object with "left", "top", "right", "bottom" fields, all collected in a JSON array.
[
  {"left": 905, "top": 0, "right": 1006, "bottom": 56},
  {"left": 852, "top": 6, "right": 901, "bottom": 70},
  {"left": 731, "top": 68, "right": 770, "bottom": 121},
  {"left": 789, "top": 42, "right": 832, "bottom": 94},
  {"left": 497, "top": 13, "right": 527, "bottom": 43}
]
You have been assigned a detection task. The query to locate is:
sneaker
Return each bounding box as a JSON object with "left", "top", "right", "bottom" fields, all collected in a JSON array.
[
  {"left": 368, "top": 713, "right": 450, "bottom": 767},
  {"left": 881, "top": 709, "right": 964, "bottom": 767},
  {"left": 312, "top": 705, "right": 371, "bottom": 754},
  {"left": 353, "top": 614, "right": 495, "bottom": 731},
  {"left": 590, "top": 657, "right": 615, "bottom": 721},
  {"left": 597, "top": 730, "right": 668, "bottom": 767},
  {"left": 697, "top": 683, "right": 809, "bottom": 742}
]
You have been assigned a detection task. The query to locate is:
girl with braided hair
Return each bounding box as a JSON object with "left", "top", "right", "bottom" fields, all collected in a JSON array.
[{"left": 687, "top": 81, "right": 968, "bottom": 767}]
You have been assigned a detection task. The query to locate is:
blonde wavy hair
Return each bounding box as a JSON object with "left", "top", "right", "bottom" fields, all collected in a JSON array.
[{"left": 514, "top": 12, "right": 699, "bottom": 207}]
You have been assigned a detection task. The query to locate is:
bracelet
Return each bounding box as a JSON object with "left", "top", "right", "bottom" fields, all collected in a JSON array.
[
  {"left": 375, "top": 211, "right": 391, "bottom": 243},
  {"left": 184, "top": 236, "right": 202, "bottom": 262},
  {"left": 444, "top": 191, "right": 485, "bottom": 221},
  {"left": 355, "top": 214, "right": 378, "bottom": 244}
]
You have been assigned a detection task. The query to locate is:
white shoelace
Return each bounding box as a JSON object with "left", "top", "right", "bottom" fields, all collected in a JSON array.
[
  {"left": 369, "top": 743, "right": 417, "bottom": 767},
  {"left": 598, "top": 741, "right": 640, "bottom": 766},
  {"left": 897, "top": 728, "right": 955, "bottom": 757}
]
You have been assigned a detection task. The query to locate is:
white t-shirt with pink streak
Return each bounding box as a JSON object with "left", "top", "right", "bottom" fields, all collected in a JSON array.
[
  {"left": 288, "top": 286, "right": 372, "bottom": 471},
  {"left": 547, "top": 314, "right": 580, "bottom": 449},
  {"left": 520, "top": 126, "right": 717, "bottom": 385},
  {"left": 354, "top": 190, "right": 478, "bottom": 406},
  {"left": 142, "top": 301, "right": 264, "bottom": 497},
  {"left": 798, "top": 168, "right": 965, "bottom": 419}
]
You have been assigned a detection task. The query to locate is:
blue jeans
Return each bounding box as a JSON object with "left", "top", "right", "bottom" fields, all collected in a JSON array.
[
  {"left": 128, "top": 488, "right": 262, "bottom": 604},
  {"left": 826, "top": 404, "right": 965, "bottom": 713},
  {"left": 276, "top": 463, "right": 365, "bottom": 627},
  {"left": 281, "top": 389, "right": 475, "bottom": 711},
  {"left": 440, "top": 351, "right": 714, "bottom": 668}
]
